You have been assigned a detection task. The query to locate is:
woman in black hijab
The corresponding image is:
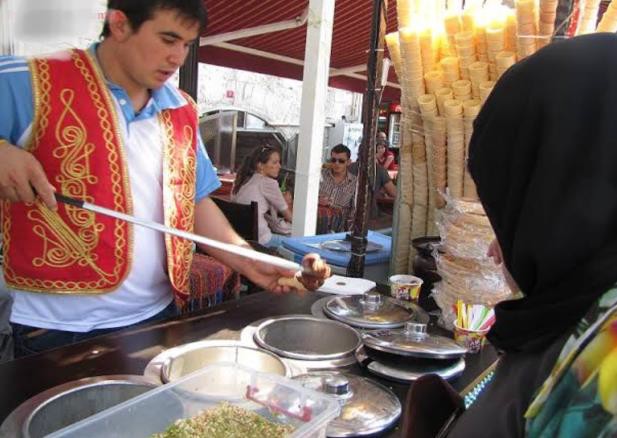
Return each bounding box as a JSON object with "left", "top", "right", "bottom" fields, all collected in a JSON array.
[{"left": 447, "top": 33, "right": 617, "bottom": 437}]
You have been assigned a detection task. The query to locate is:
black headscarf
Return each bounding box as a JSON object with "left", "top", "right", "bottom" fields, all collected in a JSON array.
[{"left": 468, "top": 33, "right": 617, "bottom": 353}]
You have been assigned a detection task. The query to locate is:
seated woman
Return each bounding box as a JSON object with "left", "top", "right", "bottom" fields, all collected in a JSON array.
[
  {"left": 232, "top": 145, "right": 292, "bottom": 248},
  {"left": 376, "top": 140, "right": 397, "bottom": 170}
]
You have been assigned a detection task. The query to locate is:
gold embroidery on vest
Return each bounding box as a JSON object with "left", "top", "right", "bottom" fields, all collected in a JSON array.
[
  {"left": 22, "top": 56, "right": 115, "bottom": 284},
  {"left": 27, "top": 58, "right": 51, "bottom": 152},
  {"left": 161, "top": 111, "right": 196, "bottom": 294},
  {"left": 29, "top": 204, "right": 114, "bottom": 281},
  {"left": 1, "top": 199, "right": 13, "bottom": 275},
  {"left": 2, "top": 51, "right": 133, "bottom": 293},
  {"left": 79, "top": 50, "right": 135, "bottom": 284},
  {"left": 55, "top": 88, "right": 102, "bottom": 247}
]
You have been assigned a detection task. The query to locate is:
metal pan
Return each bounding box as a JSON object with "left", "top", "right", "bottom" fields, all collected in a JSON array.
[{"left": 0, "top": 375, "right": 161, "bottom": 438}]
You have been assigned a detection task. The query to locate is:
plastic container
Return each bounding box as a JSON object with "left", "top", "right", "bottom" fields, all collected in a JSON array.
[{"left": 48, "top": 363, "right": 341, "bottom": 438}]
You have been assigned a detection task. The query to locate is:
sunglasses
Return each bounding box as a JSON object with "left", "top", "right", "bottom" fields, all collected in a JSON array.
[{"left": 330, "top": 158, "right": 347, "bottom": 164}]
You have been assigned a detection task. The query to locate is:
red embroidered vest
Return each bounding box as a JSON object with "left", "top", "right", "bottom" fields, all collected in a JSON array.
[{"left": 1, "top": 49, "right": 196, "bottom": 303}]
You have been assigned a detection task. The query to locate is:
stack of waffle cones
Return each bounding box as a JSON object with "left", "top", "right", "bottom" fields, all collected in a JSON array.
[{"left": 387, "top": 0, "right": 610, "bottom": 274}]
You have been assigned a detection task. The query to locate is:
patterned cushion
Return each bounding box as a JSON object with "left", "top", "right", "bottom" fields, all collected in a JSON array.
[{"left": 186, "top": 253, "right": 240, "bottom": 312}]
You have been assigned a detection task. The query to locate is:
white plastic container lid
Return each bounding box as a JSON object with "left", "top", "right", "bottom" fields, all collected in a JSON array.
[{"left": 48, "top": 362, "right": 341, "bottom": 438}]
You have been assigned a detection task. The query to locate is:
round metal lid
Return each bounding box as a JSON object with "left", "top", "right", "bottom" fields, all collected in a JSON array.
[
  {"left": 293, "top": 371, "right": 401, "bottom": 437},
  {"left": 361, "top": 322, "right": 468, "bottom": 359},
  {"left": 323, "top": 291, "right": 424, "bottom": 329},
  {"left": 320, "top": 239, "right": 383, "bottom": 253},
  {"left": 355, "top": 346, "right": 466, "bottom": 383},
  {"left": 254, "top": 315, "right": 361, "bottom": 361},
  {"left": 311, "top": 295, "right": 333, "bottom": 319}
]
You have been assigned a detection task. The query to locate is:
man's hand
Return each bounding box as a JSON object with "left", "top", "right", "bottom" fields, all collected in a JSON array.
[
  {"left": 297, "top": 253, "right": 331, "bottom": 291},
  {"left": 243, "top": 253, "right": 331, "bottom": 294},
  {"left": 193, "top": 199, "right": 331, "bottom": 293},
  {"left": 318, "top": 196, "right": 331, "bottom": 206},
  {"left": 240, "top": 258, "right": 298, "bottom": 294},
  {"left": 0, "top": 141, "right": 56, "bottom": 209}
]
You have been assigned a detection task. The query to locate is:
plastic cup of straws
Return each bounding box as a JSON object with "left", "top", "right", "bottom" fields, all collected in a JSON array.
[
  {"left": 453, "top": 324, "right": 490, "bottom": 354},
  {"left": 453, "top": 300, "right": 495, "bottom": 353}
]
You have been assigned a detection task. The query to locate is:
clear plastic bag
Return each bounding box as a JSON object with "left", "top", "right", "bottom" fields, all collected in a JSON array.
[{"left": 432, "top": 196, "right": 512, "bottom": 329}]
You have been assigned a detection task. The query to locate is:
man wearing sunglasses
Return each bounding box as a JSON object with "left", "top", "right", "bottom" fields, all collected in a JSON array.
[{"left": 318, "top": 144, "right": 357, "bottom": 232}]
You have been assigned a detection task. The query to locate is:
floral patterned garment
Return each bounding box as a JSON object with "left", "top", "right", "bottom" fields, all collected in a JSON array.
[{"left": 525, "top": 288, "right": 617, "bottom": 437}]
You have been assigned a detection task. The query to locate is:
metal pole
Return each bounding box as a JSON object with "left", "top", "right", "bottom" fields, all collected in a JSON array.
[
  {"left": 346, "top": 0, "right": 387, "bottom": 278},
  {"left": 0, "top": 0, "right": 14, "bottom": 55}
]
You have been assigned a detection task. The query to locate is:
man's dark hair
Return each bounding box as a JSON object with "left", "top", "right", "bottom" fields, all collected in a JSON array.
[
  {"left": 101, "top": 0, "right": 208, "bottom": 38},
  {"left": 331, "top": 144, "right": 351, "bottom": 159}
]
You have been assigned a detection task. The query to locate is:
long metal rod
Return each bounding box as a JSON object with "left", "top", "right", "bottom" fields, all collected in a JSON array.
[
  {"left": 54, "top": 194, "right": 302, "bottom": 273},
  {"left": 212, "top": 42, "right": 401, "bottom": 89},
  {"left": 199, "top": 7, "right": 309, "bottom": 46}
]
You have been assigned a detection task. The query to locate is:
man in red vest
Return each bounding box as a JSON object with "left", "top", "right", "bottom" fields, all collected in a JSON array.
[{"left": 0, "top": 0, "right": 329, "bottom": 358}]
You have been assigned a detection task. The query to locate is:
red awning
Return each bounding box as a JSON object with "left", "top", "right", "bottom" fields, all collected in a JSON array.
[{"left": 198, "top": 0, "right": 401, "bottom": 102}]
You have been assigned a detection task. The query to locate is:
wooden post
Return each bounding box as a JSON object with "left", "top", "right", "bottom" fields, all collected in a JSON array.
[
  {"left": 179, "top": 43, "right": 199, "bottom": 100},
  {"left": 347, "top": 0, "right": 387, "bottom": 278}
]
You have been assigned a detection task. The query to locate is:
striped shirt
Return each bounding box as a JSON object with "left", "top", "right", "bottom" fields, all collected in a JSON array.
[{"left": 319, "top": 168, "right": 357, "bottom": 209}]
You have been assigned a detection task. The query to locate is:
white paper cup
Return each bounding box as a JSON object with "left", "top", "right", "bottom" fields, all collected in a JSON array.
[{"left": 389, "top": 275, "right": 423, "bottom": 302}]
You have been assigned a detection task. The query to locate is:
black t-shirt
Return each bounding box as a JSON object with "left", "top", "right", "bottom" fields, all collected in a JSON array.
[{"left": 348, "top": 161, "right": 391, "bottom": 191}]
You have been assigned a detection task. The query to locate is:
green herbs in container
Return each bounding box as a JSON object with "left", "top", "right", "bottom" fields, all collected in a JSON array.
[{"left": 152, "top": 402, "right": 294, "bottom": 438}]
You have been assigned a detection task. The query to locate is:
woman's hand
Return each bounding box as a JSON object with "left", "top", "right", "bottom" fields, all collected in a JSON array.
[
  {"left": 282, "top": 191, "right": 293, "bottom": 211},
  {"left": 487, "top": 239, "right": 504, "bottom": 265},
  {"left": 487, "top": 238, "right": 519, "bottom": 293},
  {"left": 382, "top": 154, "right": 395, "bottom": 170}
]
